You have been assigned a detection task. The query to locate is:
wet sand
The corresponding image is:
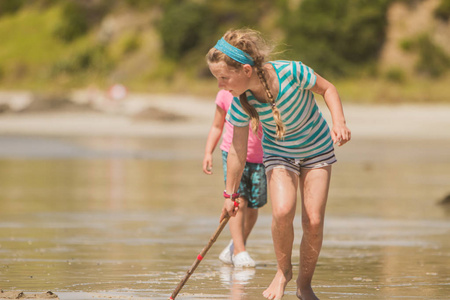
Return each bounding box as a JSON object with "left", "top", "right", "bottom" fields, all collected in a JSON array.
[{"left": 0, "top": 94, "right": 449, "bottom": 300}]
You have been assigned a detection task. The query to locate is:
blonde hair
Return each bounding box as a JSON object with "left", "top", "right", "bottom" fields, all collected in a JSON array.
[{"left": 207, "top": 29, "right": 286, "bottom": 140}]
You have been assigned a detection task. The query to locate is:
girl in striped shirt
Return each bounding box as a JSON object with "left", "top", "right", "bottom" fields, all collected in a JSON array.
[{"left": 207, "top": 29, "right": 351, "bottom": 300}]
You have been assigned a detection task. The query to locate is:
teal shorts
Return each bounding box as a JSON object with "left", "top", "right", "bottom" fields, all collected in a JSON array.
[{"left": 222, "top": 151, "right": 267, "bottom": 209}]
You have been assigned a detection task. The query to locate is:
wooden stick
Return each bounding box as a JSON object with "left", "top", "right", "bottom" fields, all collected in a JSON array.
[{"left": 169, "top": 214, "right": 230, "bottom": 300}]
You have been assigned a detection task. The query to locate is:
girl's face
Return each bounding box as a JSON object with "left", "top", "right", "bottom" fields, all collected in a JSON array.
[{"left": 209, "top": 62, "right": 251, "bottom": 97}]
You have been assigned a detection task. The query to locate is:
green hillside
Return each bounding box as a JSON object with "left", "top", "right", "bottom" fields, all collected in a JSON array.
[{"left": 0, "top": 0, "right": 449, "bottom": 102}]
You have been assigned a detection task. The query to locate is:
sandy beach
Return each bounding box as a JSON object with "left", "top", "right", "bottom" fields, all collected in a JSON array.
[{"left": 0, "top": 92, "right": 449, "bottom": 140}]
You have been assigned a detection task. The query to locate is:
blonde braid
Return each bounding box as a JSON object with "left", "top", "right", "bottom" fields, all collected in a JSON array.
[
  {"left": 256, "top": 67, "right": 286, "bottom": 140},
  {"left": 239, "top": 93, "right": 260, "bottom": 136}
]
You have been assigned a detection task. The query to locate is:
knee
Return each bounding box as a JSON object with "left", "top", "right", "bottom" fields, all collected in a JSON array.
[
  {"left": 272, "top": 204, "right": 295, "bottom": 223},
  {"left": 301, "top": 215, "right": 324, "bottom": 235}
]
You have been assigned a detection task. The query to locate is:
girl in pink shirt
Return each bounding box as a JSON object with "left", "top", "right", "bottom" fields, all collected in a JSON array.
[{"left": 203, "top": 90, "right": 267, "bottom": 268}]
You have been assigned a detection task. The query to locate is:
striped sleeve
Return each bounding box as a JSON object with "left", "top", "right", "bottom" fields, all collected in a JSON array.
[
  {"left": 293, "top": 61, "right": 317, "bottom": 90},
  {"left": 226, "top": 96, "right": 251, "bottom": 127}
]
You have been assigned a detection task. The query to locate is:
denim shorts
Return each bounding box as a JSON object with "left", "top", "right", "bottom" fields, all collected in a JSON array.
[{"left": 222, "top": 151, "right": 267, "bottom": 209}]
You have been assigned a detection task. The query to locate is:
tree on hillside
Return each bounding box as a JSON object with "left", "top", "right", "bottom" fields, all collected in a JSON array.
[
  {"left": 279, "top": 0, "right": 390, "bottom": 77},
  {"left": 157, "top": 0, "right": 274, "bottom": 60}
]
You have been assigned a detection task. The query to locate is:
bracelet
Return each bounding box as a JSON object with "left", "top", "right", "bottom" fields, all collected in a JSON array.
[{"left": 223, "top": 190, "right": 240, "bottom": 200}]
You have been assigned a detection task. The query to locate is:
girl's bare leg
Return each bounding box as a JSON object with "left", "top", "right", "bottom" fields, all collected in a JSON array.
[
  {"left": 296, "top": 166, "right": 331, "bottom": 300},
  {"left": 229, "top": 199, "right": 259, "bottom": 255},
  {"left": 229, "top": 197, "right": 248, "bottom": 254},
  {"left": 263, "top": 168, "right": 298, "bottom": 300},
  {"left": 243, "top": 207, "right": 258, "bottom": 245}
]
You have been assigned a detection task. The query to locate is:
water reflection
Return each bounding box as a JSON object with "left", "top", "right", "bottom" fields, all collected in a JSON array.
[{"left": 0, "top": 135, "right": 449, "bottom": 299}]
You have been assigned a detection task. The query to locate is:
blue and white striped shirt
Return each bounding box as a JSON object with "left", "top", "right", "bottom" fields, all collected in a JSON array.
[{"left": 226, "top": 60, "right": 334, "bottom": 159}]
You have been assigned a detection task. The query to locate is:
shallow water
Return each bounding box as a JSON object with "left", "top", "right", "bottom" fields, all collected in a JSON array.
[{"left": 0, "top": 135, "right": 449, "bottom": 300}]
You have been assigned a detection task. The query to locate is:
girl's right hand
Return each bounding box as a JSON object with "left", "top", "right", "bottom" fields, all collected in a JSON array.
[
  {"left": 219, "top": 198, "right": 239, "bottom": 222},
  {"left": 202, "top": 154, "right": 213, "bottom": 174}
]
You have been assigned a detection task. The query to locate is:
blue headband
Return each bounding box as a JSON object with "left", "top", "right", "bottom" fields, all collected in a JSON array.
[{"left": 214, "top": 38, "right": 255, "bottom": 66}]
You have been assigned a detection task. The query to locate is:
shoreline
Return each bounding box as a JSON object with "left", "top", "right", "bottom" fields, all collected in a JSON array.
[{"left": 0, "top": 92, "right": 449, "bottom": 140}]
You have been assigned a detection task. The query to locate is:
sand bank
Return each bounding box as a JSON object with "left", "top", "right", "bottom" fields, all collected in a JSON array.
[{"left": 0, "top": 92, "right": 449, "bottom": 140}]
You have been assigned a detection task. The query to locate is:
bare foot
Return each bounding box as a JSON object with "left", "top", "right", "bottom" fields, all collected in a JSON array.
[
  {"left": 296, "top": 285, "right": 319, "bottom": 300},
  {"left": 262, "top": 269, "right": 292, "bottom": 300}
]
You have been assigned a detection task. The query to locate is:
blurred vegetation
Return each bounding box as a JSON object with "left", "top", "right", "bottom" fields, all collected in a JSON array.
[
  {"left": 279, "top": 0, "right": 391, "bottom": 76},
  {"left": 0, "top": 0, "right": 449, "bottom": 103},
  {"left": 158, "top": 2, "right": 214, "bottom": 60},
  {"left": 0, "top": 0, "right": 25, "bottom": 17},
  {"left": 435, "top": 0, "right": 450, "bottom": 20},
  {"left": 414, "top": 35, "right": 450, "bottom": 77}
]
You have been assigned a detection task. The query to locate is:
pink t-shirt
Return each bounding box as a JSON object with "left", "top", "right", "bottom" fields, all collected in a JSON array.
[{"left": 216, "top": 90, "right": 264, "bottom": 164}]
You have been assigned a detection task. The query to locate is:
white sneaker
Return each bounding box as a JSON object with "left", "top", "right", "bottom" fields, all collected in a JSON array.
[
  {"left": 219, "top": 240, "right": 234, "bottom": 265},
  {"left": 232, "top": 251, "right": 256, "bottom": 268}
]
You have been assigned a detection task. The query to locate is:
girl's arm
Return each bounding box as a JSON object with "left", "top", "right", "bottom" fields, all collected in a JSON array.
[
  {"left": 220, "top": 125, "right": 248, "bottom": 222},
  {"left": 203, "top": 105, "right": 226, "bottom": 174},
  {"left": 311, "top": 73, "right": 351, "bottom": 146}
]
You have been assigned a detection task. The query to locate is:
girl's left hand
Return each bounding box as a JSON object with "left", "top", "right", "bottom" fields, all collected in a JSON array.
[{"left": 331, "top": 124, "right": 351, "bottom": 146}]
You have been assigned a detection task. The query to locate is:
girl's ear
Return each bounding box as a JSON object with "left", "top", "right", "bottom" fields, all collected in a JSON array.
[{"left": 242, "top": 64, "right": 253, "bottom": 77}]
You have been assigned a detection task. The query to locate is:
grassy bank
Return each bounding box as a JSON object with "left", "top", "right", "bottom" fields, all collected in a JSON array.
[
  {"left": 121, "top": 74, "right": 450, "bottom": 104},
  {"left": 335, "top": 75, "right": 450, "bottom": 104}
]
